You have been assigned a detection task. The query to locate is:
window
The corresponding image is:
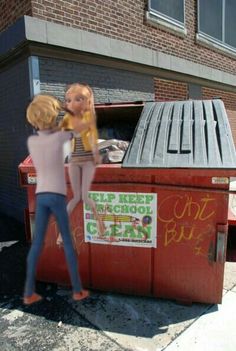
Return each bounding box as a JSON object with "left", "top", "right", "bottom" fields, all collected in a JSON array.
[
  {"left": 146, "top": 0, "right": 186, "bottom": 36},
  {"left": 198, "top": 0, "right": 236, "bottom": 51}
]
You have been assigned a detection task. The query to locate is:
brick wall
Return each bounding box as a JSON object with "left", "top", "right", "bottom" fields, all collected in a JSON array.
[
  {"left": 39, "top": 56, "right": 154, "bottom": 140},
  {"left": 0, "top": 59, "right": 31, "bottom": 221},
  {"left": 202, "top": 88, "right": 236, "bottom": 111},
  {"left": 154, "top": 79, "right": 188, "bottom": 101},
  {"left": 0, "top": 0, "right": 32, "bottom": 32},
  {"left": 1, "top": 1, "right": 235, "bottom": 76},
  {"left": 155, "top": 78, "right": 236, "bottom": 109},
  {"left": 39, "top": 57, "right": 155, "bottom": 103},
  {"left": 226, "top": 110, "right": 236, "bottom": 146},
  {"left": 28, "top": 0, "right": 235, "bottom": 75},
  {"left": 0, "top": 53, "right": 154, "bottom": 222}
]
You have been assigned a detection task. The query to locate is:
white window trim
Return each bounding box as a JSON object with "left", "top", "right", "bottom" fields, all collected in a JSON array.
[
  {"left": 197, "top": 0, "right": 236, "bottom": 58},
  {"left": 146, "top": 11, "right": 187, "bottom": 38},
  {"left": 196, "top": 32, "right": 236, "bottom": 60},
  {"left": 146, "top": 0, "right": 186, "bottom": 37}
]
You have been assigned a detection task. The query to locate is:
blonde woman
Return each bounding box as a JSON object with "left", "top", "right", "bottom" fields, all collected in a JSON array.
[{"left": 56, "top": 83, "right": 105, "bottom": 246}]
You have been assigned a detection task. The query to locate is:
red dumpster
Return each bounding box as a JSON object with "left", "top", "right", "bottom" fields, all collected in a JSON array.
[
  {"left": 227, "top": 179, "right": 236, "bottom": 262},
  {"left": 19, "top": 99, "right": 236, "bottom": 304}
]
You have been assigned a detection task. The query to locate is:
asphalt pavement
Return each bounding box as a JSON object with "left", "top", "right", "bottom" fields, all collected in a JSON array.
[{"left": 0, "top": 214, "right": 236, "bottom": 351}]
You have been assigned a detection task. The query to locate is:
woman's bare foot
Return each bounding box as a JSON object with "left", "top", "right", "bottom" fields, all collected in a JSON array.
[
  {"left": 23, "top": 293, "right": 42, "bottom": 305},
  {"left": 72, "top": 289, "right": 90, "bottom": 301}
]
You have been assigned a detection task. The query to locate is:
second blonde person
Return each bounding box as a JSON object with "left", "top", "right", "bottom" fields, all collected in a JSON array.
[{"left": 57, "top": 83, "right": 105, "bottom": 246}]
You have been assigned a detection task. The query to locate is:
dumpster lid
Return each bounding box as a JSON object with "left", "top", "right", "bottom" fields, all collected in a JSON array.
[{"left": 122, "top": 99, "right": 236, "bottom": 168}]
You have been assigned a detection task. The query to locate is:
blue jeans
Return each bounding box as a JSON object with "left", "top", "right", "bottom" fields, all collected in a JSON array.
[{"left": 24, "top": 193, "right": 82, "bottom": 297}]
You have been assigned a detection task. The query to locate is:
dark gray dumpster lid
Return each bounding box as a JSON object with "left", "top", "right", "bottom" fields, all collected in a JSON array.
[{"left": 122, "top": 99, "right": 236, "bottom": 168}]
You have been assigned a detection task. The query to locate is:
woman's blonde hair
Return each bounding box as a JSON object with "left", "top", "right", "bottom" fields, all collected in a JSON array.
[
  {"left": 26, "top": 94, "right": 61, "bottom": 129},
  {"left": 65, "top": 83, "right": 96, "bottom": 120}
]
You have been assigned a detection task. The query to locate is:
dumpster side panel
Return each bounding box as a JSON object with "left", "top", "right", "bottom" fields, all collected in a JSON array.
[
  {"left": 89, "top": 183, "right": 153, "bottom": 295},
  {"left": 27, "top": 187, "right": 36, "bottom": 213},
  {"left": 154, "top": 187, "right": 228, "bottom": 304},
  {"left": 90, "top": 246, "right": 152, "bottom": 295},
  {"left": 89, "top": 176, "right": 229, "bottom": 303}
]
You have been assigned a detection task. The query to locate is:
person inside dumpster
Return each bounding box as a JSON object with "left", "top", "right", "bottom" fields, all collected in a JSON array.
[
  {"left": 56, "top": 83, "right": 105, "bottom": 247},
  {"left": 23, "top": 94, "right": 89, "bottom": 305}
]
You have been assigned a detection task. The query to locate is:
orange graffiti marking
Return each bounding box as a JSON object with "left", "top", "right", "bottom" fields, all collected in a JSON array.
[
  {"left": 164, "top": 220, "right": 195, "bottom": 246},
  {"left": 159, "top": 194, "right": 215, "bottom": 223},
  {"left": 159, "top": 194, "right": 216, "bottom": 256}
]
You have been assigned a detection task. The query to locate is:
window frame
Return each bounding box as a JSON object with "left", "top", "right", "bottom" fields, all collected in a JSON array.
[
  {"left": 146, "top": 0, "right": 187, "bottom": 37},
  {"left": 197, "top": 0, "right": 236, "bottom": 57}
]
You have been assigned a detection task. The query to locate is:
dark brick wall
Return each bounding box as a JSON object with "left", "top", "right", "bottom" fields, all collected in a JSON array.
[
  {"left": 0, "top": 59, "right": 31, "bottom": 221},
  {"left": 39, "top": 57, "right": 154, "bottom": 140},
  {"left": 0, "top": 54, "right": 154, "bottom": 223},
  {"left": 39, "top": 57, "right": 155, "bottom": 103}
]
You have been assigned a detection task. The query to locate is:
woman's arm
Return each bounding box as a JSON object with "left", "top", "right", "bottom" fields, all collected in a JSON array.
[{"left": 92, "top": 143, "right": 102, "bottom": 165}]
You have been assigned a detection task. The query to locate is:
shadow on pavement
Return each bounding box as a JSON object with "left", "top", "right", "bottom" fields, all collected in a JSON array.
[
  {"left": 0, "top": 213, "right": 28, "bottom": 296},
  {"left": 0, "top": 213, "right": 217, "bottom": 342},
  {"left": 0, "top": 213, "right": 25, "bottom": 243},
  {"left": 0, "top": 239, "right": 217, "bottom": 340}
]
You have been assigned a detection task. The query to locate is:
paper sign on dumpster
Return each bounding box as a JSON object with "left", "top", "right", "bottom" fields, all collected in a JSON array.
[{"left": 84, "top": 191, "right": 157, "bottom": 247}]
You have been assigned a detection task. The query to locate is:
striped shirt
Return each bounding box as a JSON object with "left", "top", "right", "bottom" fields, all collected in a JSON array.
[{"left": 70, "top": 135, "right": 94, "bottom": 163}]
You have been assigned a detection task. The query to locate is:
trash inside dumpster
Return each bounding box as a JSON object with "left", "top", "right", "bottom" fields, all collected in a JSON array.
[{"left": 19, "top": 99, "right": 236, "bottom": 304}]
